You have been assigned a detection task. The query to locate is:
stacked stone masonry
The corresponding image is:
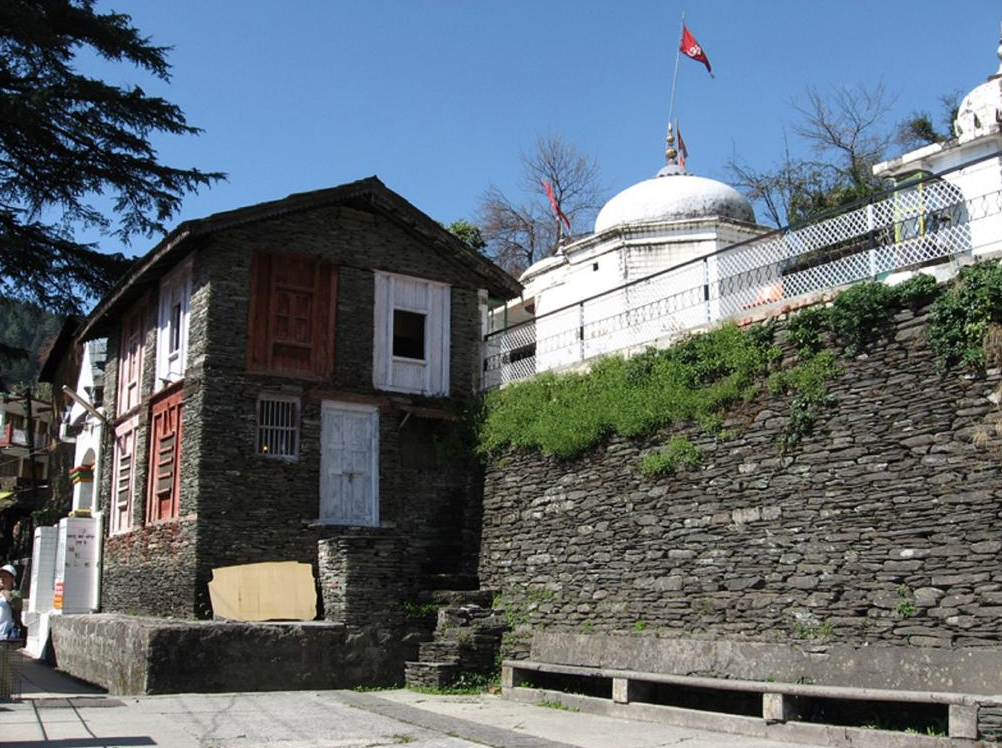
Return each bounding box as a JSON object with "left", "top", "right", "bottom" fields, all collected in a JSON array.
[
  {"left": 51, "top": 613, "right": 432, "bottom": 694},
  {"left": 99, "top": 200, "right": 489, "bottom": 619},
  {"left": 480, "top": 307, "right": 1002, "bottom": 650}
]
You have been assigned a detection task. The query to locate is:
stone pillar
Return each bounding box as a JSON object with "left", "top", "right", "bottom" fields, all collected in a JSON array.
[
  {"left": 949, "top": 704, "right": 978, "bottom": 739},
  {"left": 762, "top": 693, "right": 789, "bottom": 723},
  {"left": 317, "top": 531, "right": 406, "bottom": 628}
]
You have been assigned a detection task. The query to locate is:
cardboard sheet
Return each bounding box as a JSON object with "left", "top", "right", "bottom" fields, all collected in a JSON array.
[{"left": 208, "top": 561, "right": 316, "bottom": 621}]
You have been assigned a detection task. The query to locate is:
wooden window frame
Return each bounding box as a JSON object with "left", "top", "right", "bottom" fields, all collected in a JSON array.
[
  {"left": 146, "top": 389, "right": 183, "bottom": 524},
  {"left": 156, "top": 259, "right": 192, "bottom": 391},
  {"left": 110, "top": 415, "right": 139, "bottom": 535},
  {"left": 247, "top": 251, "right": 337, "bottom": 379},
  {"left": 256, "top": 394, "right": 300, "bottom": 460},
  {"left": 373, "top": 271, "right": 451, "bottom": 396},
  {"left": 117, "top": 301, "right": 145, "bottom": 414}
]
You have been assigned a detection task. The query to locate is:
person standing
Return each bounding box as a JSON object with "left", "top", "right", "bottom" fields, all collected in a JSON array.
[{"left": 0, "top": 564, "right": 20, "bottom": 640}]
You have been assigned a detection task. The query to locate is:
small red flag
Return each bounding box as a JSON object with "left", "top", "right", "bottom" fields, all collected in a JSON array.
[
  {"left": 541, "top": 178, "right": 571, "bottom": 231},
  {"left": 676, "top": 121, "right": 689, "bottom": 169},
  {"left": 679, "top": 25, "right": 713, "bottom": 77}
]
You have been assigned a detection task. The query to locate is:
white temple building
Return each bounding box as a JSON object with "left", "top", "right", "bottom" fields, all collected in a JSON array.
[
  {"left": 484, "top": 24, "right": 1002, "bottom": 388},
  {"left": 873, "top": 22, "right": 1002, "bottom": 260},
  {"left": 489, "top": 133, "right": 768, "bottom": 382}
]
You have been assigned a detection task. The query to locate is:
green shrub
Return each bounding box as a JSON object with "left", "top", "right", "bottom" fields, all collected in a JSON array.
[
  {"left": 828, "top": 281, "right": 899, "bottom": 355},
  {"left": 892, "top": 272, "right": 941, "bottom": 310},
  {"left": 927, "top": 261, "right": 1002, "bottom": 370},
  {"left": 785, "top": 305, "right": 831, "bottom": 356}
]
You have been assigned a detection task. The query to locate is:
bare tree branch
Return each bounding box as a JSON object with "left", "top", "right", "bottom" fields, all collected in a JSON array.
[
  {"left": 477, "top": 134, "right": 604, "bottom": 276},
  {"left": 792, "top": 82, "right": 894, "bottom": 188}
]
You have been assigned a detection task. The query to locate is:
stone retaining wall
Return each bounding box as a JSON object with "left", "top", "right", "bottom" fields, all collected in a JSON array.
[
  {"left": 51, "top": 613, "right": 430, "bottom": 694},
  {"left": 530, "top": 631, "right": 1002, "bottom": 694},
  {"left": 480, "top": 307, "right": 1002, "bottom": 651}
]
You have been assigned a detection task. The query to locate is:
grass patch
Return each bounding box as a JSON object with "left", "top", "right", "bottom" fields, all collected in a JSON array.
[
  {"left": 479, "top": 322, "right": 777, "bottom": 459},
  {"left": 536, "top": 700, "right": 580, "bottom": 712},
  {"left": 402, "top": 601, "right": 439, "bottom": 618},
  {"left": 640, "top": 437, "right": 702, "bottom": 476},
  {"left": 408, "top": 672, "right": 491, "bottom": 695}
]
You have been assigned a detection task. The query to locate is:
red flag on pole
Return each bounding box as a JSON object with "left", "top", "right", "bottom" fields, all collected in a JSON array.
[
  {"left": 679, "top": 25, "right": 713, "bottom": 77},
  {"left": 542, "top": 178, "right": 571, "bottom": 231}
]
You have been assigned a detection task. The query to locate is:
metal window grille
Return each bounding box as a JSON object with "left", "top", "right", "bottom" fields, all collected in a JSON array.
[{"left": 257, "top": 396, "right": 299, "bottom": 459}]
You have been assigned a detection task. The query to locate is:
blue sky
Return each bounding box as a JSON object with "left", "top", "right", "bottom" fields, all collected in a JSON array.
[{"left": 88, "top": 0, "right": 1000, "bottom": 258}]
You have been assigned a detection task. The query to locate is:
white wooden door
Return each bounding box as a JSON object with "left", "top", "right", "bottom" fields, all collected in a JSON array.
[{"left": 320, "top": 401, "right": 379, "bottom": 526}]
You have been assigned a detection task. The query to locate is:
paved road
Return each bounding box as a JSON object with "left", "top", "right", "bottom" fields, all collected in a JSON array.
[{"left": 1, "top": 651, "right": 821, "bottom": 748}]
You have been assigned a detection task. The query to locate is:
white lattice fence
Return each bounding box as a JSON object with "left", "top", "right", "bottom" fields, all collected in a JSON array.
[{"left": 484, "top": 177, "right": 995, "bottom": 388}]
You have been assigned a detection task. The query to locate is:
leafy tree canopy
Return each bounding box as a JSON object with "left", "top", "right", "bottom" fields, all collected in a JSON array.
[
  {"left": 0, "top": 0, "right": 224, "bottom": 316},
  {"left": 0, "top": 298, "right": 61, "bottom": 390},
  {"left": 445, "top": 219, "right": 486, "bottom": 252}
]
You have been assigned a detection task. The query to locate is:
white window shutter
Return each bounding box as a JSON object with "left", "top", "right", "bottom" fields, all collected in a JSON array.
[
  {"left": 372, "top": 272, "right": 391, "bottom": 390},
  {"left": 155, "top": 259, "right": 192, "bottom": 390},
  {"left": 372, "top": 271, "right": 450, "bottom": 396}
]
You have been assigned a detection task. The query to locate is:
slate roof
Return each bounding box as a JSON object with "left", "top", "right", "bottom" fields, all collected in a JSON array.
[{"left": 80, "top": 176, "right": 521, "bottom": 340}]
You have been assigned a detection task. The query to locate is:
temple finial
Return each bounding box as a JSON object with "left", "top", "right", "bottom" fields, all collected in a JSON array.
[
  {"left": 665, "top": 122, "right": 678, "bottom": 164},
  {"left": 657, "top": 121, "right": 686, "bottom": 177},
  {"left": 997, "top": 20, "right": 1002, "bottom": 74}
]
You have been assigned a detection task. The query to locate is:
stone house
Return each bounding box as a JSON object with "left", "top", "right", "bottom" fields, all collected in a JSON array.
[{"left": 77, "top": 177, "right": 520, "bottom": 619}]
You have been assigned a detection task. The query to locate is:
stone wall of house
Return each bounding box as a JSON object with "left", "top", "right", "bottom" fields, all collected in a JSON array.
[
  {"left": 480, "top": 307, "right": 1002, "bottom": 652},
  {"left": 182, "top": 209, "right": 485, "bottom": 617},
  {"left": 102, "top": 518, "right": 199, "bottom": 617},
  {"left": 99, "top": 204, "right": 488, "bottom": 619},
  {"left": 100, "top": 251, "right": 214, "bottom": 617}
]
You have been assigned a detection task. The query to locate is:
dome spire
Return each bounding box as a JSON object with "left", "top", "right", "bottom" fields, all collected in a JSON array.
[
  {"left": 657, "top": 122, "right": 687, "bottom": 177},
  {"left": 996, "top": 20, "right": 1002, "bottom": 77}
]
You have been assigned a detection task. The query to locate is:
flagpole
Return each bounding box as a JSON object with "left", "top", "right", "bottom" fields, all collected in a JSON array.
[{"left": 666, "top": 10, "right": 685, "bottom": 135}]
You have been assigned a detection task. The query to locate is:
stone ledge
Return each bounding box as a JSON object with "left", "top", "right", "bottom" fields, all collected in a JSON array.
[
  {"left": 503, "top": 664, "right": 999, "bottom": 745},
  {"left": 51, "top": 613, "right": 421, "bottom": 695},
  {"left": 505, "top": 685, "right": 991, "bottom": 747},
  {"left": 531, "top": 632, "right": 1002, "bottom": 695}
]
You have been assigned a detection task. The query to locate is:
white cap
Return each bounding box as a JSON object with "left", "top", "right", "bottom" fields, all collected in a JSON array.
[{"left": 0, "top": 564, "right": 15, "bottom": 577}]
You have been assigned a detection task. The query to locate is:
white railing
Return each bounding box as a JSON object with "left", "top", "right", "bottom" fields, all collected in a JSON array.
[{"left": 483, "top": 155, "right": 1002, "bottom": 389}]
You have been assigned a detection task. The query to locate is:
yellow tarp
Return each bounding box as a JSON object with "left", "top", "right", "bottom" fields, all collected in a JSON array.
[{"left": 208, "top": 561, "right": 316, "bottom": 622}]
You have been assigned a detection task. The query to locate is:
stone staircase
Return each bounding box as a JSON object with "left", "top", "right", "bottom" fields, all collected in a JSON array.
[{"left": 404, "top": 589, "right": 507, "bottom": 690}]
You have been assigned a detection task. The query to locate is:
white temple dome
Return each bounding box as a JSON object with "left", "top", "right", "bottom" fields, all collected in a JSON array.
[
  {"left": 953, "top": 24, "right": 1002, "bottom": 144},
  {"left": 594, "top": 172, "right": 756, "bottom": 233}
]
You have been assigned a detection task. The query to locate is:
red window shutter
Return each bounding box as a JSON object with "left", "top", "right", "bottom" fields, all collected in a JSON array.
[
  {"left": 247, "top": 252, "right": 336, "bottom": 379},
  {"left": 269, "top": 255, "right": 317, "bottom": 375},
  {"left": 310, "top": 262, "right": 337, "bottom": 378},
  {"left": 147, "top": 389, "right": 183, "bottom": 523}
]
